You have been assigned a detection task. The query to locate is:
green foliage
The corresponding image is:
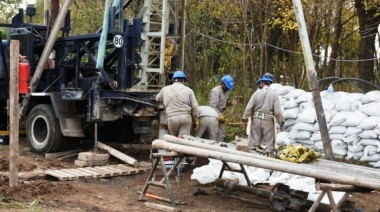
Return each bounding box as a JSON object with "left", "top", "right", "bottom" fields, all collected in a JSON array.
[{"left": 0, "top": 0, "right": 22, "bottom": 23}]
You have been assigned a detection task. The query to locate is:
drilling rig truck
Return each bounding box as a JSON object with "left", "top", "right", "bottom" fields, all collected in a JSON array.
[{"left": 0, "top": 0, "right": 178, "bottom": 154}]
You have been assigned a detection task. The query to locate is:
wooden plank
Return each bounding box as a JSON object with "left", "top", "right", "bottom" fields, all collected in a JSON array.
[
  {"left": 103, "top": 166, "right": 129, "bottom": 174},
  {"left": 45, "top": 170, "right": 74, "bottom": 180},
  {"left": 66, "top": 168, "right": 93, "bottom": 178},
  {"left": 59, "top": 169, "right": 84, "bottom": 179},
  {"left": 77, "top": 168, "right": 102, "bottom": 177},
  {"left": 86, "top": 167, "right": 110, "bottom": 177},
  {"left": 109, "top": 165, "right": 137, "bottom": 174},
  {"left": 95, "top": 166, "right": 119, "bottom": 176},
  {"left": 98, "top": 141, "right": 139, "bottom": 167},
  {"left": 143, "top": 202, "right": 180, "bottom": 212}
]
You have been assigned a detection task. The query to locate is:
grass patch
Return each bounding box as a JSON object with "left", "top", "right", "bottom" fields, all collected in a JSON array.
[{"left": 0, "top": 195, "right": 45, "bottom": 211}]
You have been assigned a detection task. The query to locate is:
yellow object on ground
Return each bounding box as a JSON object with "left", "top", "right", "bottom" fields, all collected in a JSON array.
[{"left": 277, "top": 144, "right": 320, "bottom": 163}]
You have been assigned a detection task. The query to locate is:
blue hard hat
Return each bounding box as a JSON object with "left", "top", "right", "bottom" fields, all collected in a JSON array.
[
  {"left": 221, "top": 75, "right": 234, "bottom": 90},
  {"left": 256, "top": 73, "right": 273, "bottom": 85},
  {"left": 172, "top": 70, "right": 187, "bottom": 80}
]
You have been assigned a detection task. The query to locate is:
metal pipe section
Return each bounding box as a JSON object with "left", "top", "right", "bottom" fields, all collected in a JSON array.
[
  {"left": 96, "top": 0, "right": 112, "bottom": 70},
  {"left": 152, "top": 139, "right": 380, "bottom": 190}
]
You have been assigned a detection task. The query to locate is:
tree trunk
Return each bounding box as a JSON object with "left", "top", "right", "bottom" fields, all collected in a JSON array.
[{"left": 51, "top": 0, "right": 60, "bottom": 26}]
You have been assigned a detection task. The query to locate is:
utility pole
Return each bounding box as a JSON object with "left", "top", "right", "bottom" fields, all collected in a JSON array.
[
  {"left": 9, "top": 40, "right": 20, "bottom": 187},
  {"left": 179, "top": 0, "right": 186, "bottom": 71},
  {"left": 292, "top": 0, "right": 334, "bottom": 160}
]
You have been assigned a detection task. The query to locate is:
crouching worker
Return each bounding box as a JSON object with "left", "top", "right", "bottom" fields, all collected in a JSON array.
[
  {"left": 242, "top": 73, "right": 285, "bottom": 155},
  {"left": 193, "top": 106, "right": 219, "bottom": 141}
]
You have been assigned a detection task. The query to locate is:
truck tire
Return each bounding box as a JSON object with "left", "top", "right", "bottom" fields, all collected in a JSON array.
[{"left": 26, "top": 104, "right": 63, "bottom": 154}]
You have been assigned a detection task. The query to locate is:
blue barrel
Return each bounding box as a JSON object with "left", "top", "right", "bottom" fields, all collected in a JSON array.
[{"left": 1, "top": 40, "right": 8, "bottom": 48}]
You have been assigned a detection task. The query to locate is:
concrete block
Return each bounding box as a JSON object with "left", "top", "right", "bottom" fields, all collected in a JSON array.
[{"left": 236, "top": 139, "right": 249, "bottom": 152}]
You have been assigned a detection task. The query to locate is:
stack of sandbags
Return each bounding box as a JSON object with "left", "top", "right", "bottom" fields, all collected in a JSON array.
[{"left": 270, "top": 84, "right": 380, "bottom": 168}]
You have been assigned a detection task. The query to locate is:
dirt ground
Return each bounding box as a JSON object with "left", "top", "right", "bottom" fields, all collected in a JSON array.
[{"left": 0, "top": 137, "right": 380, "bottom": 212}]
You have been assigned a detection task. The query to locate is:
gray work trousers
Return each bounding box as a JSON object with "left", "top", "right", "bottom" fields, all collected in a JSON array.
[
  {"left": 193, "top": 116, "right": 218, "bottom": 140},
  {"left": 167, "top": 114, "right": 192, "bottom": 137},
  {"left": 249, "top": 118, "right": 275, "bottom": 152},
  {"left": 216, "top": 122, "right": 225, "bottom": 143}
]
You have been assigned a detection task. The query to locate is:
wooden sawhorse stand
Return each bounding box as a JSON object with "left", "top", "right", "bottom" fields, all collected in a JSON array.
[
  {"left": 218, "top": 161, "right": 252, "bottom": 186},
  {"left": 139, "top": 152, "right": 186, "bottom": 210}
]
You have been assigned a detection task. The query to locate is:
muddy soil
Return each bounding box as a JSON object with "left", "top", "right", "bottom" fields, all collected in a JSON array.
[{"left": 0, "top": 137, "right": 379, "bottom": 211}]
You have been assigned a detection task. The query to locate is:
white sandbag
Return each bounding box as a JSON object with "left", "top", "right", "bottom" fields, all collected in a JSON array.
[
  {"left": 283, "top": 98, "right": 299, "bottom": 109},
  {"left": 268, "top": 171, "right": 316, "bottom": 193},
  {"left": 348, "top": 101, "right": 363, "bottom": 112},
  {"left": 360, "top": 153, "right": 380, "bottom": 162},
  {"left": 348, "top": 144, "right": 364, "bottom": 153},
  {"left": 325, "top": 91, "right": 346, "bottom": 100},
  {"left": 361, "top": 90, "right": 380, "bottom": 104},
  {"left": 283, "top": 107, "right": 300, "bottom": 119},
  {"left": 363, "top": 145, "right": 378, "bottom": 156},
  {"left": 279, "top": 96, "right": 288, "bottom": 104},
  {"left": 346, "top": 151, "right": 364, "bottom": 160},
  {"left": 296, "top": 92, "right": 312, "bottom": 103},
  {"left": 310, "top": 132, "right": 322, "bottom": 141},
  {"left": 270, "top": 83, "right": 283, "bottom": 91},
  {"left": 299, "top": 101, "right": 313, "bottom": 113},
  {"left": 246, "top": 166, "right": 271, "bottom": 185},
  {"left": 275, "top": 85, "right": 295, "bottom": 96},
  {"left": 284, "top": 89, "right": 306, "bottom": 99},
  {"left": 335, "top": 93, "right": 363, "bottom": 111},
  {"left": 292, "top": 123, "right": 315, "bottom": 132},
  {"left": 360, "top": 139, "right": 380, "bottom": 152},
  {"left": 330, "top": 134, "right": 345, "bottom": 141},
  {"left": 368, "top": 160, "right": 380, "bottom": 168},
  {"left": 293, "top": 130, "right": 312, "bottom": 140},
  {"left": 341, "top": 111, "right": 368, "bottom": 127},
  {"left": 297, "top": 107, "right": 316, "bottom": 123},
  {"left": 330, "top": 111, "right": 348, "bottom": 126},
  {"left": 332, "top": 148, "right": 347, "bottom": 156},
  {"left": 345, "top": 135, "right": 360, "bottom": 144},
  {"left": 314, "top": 141, "right": 324, "bottom": 150},
  {"left": 295, "top": 139, "right": 315, "bottom": 145},
  {"left": 357, "top": 116, "right": 380, "bottom": 130},
  {"left": 276, "top": 131, "right": 292, "bottom": 146},
  {"left": 331, "top": 139, "right": 347, "bottom": 150},
  {"left": 321, "top": 99, "right": 336, "bottom": 111},
  {"left": 360, "top": 103, "right": 380, "bottom": 117},
  {"left": 329, "top": 126, "right": 347, "bottom": 134},
  {"left": 344, "top": 127, "right": 363, "bottom": 137},
  {"left": 191, "top": 160, "right": 221, "bottom": 184},
  {"left": 284, "top": 119, "right": 297, "bottom": 127},
  {"left": 358, "top": 130, "right": 378, "bottom": 139},
  {"left": 313, "top": 121, "right": 331, "bottom": 131},
  {"left": 375, "top": 129, "right": 380, "bottom": 135}
]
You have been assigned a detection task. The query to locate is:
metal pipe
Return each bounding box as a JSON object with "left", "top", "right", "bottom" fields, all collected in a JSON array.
[
  {"left": 152, "top": 139, "right": 380, "bottom": 190},
  {"left": 96, "top": 0, "right": 112, "bottom": 70},
  {"left": 292, "top": 0, "right": 334, "bottom": 160}
]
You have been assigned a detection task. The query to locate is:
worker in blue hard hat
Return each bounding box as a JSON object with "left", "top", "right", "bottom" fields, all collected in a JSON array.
[
  {"left": 242, "top": 72, "right": 285, "bottom": 155},
  {"left": 156, "top": 70, "right": 199, "bottom": 137},
  {"left": 207, "top": 75, "right": 236, "bottom": 142}
]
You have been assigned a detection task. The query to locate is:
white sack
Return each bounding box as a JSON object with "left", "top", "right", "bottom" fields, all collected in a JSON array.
[
  {"left": 283, "top": 98, "right": 299, "bottom": 109},
  {"left": 331, "top": 139, "right": 347, "bottom": 150},
  {"left": 361, "top": 90, "right": 380, "bottom": 104},
  {"left": 283, "top": 107, "right": 300, "bottom": 119},
  {"left": 357, "top": 116, "right": 380, "bottom": 130},
  {"left": 348, "top": 144, "right": 365, "bottom": 153},
  {"left": 358, "top": 130, "right": 378, "bottom": 139},
  {"left": 329, "top": 126, "right": 347, "bottom": 134},
  {"left": 330, "top": 134, "right": 345, "bottom": 141},
  {"left": 275, "top": 85, "right": 295, "bottom": 96},
  {"left": 284, "top": 89, "right": 306, "bottom": 99},
  {"left": 292, "top": 123, "right": 315, "bottom": 132},
  {"left": 269, "top": 83, "right": 282, "bottom": 91},
  {"left": 346, "top": 151, "right": 364, "bottom": 160},
  {"left": 361, "top": 103, "right": 380, "bottom": 117},
  {"left": 297, "top": 107, "right": 316, "bottom": 123},
  {"left": 363, "top": 145, "right": 378, "bottom": 156},
  {"left": 341, "top": 111, "right": 367, "bottom": 127},
  {"left": 360, "top": 153, "right": 380, "bottom": 162},
  {"left": 360, "top": 139, "right": 380, "bottom": 152},
  {"left": 296, "top": 92, "right": 312, "bottom": 103},
  {"left": 344, "top": 127, "right": 363, "bottom": 137},
  {"left": 330, "top": 111, "right": 348, "bottom": 126}
]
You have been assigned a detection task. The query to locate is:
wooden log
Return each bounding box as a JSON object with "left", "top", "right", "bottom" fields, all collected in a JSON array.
[
  {"left": 98, "top": 141, "right": 139, "bottom": 167},
  {"left": 316, "top": 183, "right": 371, "bottom": 192},
  {"left": 45, "top": 149, "right": 84, "bottom": 158},
  {"left": 153, "top": 139, "right": 380, "bottom": 190},
  {"left": 214, "top": 178, "right": 272, "bottom": 199},
  {"left": 143, "top": 202, "right": 180, "bottom": 212},
  {"left": 9, "top": 40, "right": 20, "bottom": 187}
]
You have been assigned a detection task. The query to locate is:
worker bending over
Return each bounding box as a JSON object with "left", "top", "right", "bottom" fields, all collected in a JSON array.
[
  {"left": 207, "top": 75, "right": 236, "bottom": 142},
  {"left": 242, "top": 73, "right": 285, "bottom": 154},
  {"left": 193, "top": 106, "right": 219, "bottom": 140},
  {"left": 156, "top": 71, "right": 199, "bottom": 137}
]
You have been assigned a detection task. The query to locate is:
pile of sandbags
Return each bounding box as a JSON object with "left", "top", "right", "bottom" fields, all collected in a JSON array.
[{"left": 272, "top": 83, "right": 380, "bottom": 168}]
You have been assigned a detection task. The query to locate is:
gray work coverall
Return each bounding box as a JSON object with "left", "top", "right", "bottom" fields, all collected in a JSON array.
[
  {"left": 242, "top": 87, "right": 284, "bottom": 152},
  {"left": 207, "top": 85, "right": 230, "bottom": 142},
  {"left": 193, "top": 106, "right": 219, "bottom": 140},
  {"left": 156, "top": 82, "right": 199, "bottom": 136}
]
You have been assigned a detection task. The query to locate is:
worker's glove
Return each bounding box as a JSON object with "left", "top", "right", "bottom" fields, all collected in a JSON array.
[
  {"left": 193, "top": 120, "right": 200, "bottom": 131},
  {"left": 242, "top": 119, "right": 248, "bottom": 128},
  {"left": 218, "top": 114, "right": 226, "bottom": 123}
]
